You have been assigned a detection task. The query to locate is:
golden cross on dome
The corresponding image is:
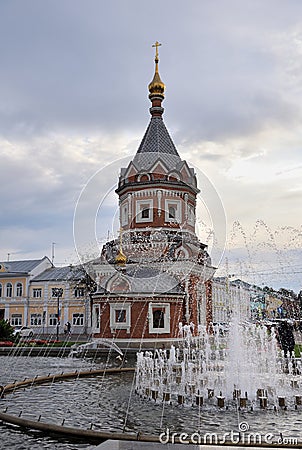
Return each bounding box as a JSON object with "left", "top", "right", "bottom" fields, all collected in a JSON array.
[{"left": 152, "top": 41, "right": 162, "bottom": 60}]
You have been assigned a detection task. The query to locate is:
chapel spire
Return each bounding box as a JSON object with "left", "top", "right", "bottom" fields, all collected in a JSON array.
[{"left": 148, "top": 41, "right": 165, "bottom": 117}]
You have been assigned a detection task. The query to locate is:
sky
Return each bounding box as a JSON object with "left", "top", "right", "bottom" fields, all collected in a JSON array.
[{"left": 0, "top": 0, "right": 301, "bottom": 291}]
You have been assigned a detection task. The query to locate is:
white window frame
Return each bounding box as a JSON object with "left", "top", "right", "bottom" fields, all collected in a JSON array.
[
  {"left": 11, "top": 314, "right": 22, "bottom": 326},
  {"left": 33, "top": 288, "right": 42, "bottom": 298},
  {"left": 74, "top": 287, "right": 85, "bottom": 298},
  {"left": 188, "top": 204, "right": 195, "bottom": 225},
  {"left": 16, "top": 282, "right": 23, "bottom": 297},
  {"left": 110, "top": 303, "right": 131, "bottom": 332},
  {"left": 121, "top": 202, "right": 129, "bottom": 226},
  {"left": 165, "top": 199, "right": 181, "bottom": 223},
  {"left": 72, "top": 313, "right": 84, "bottom": 326},
  {"left": 135, "top": 199, "right": 153, "bottom": 223},
  {"left": 148, "top": 303, "right": 170, "bottom": 334},
  {"left": 51, "top": 287, "right": 64, "bottom": 298},
  {"left": 49, "top": 313, "right": 58, "bottom": 326},
  {"left": 6, "top": 283, "right": 13, "bottom": 298},
  {"left": 30, "top": 313, "right": 42, "bottom": 326}
]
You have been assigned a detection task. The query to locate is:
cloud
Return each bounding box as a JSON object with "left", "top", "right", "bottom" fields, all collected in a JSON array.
[
  {"left": 0, "top": 1, "right": 300, "bottom": 140},
  {"left": 0, "top": 0, "right": 301, "bottom": 290},
  {"left": 0, "top": 133, "right": 133, "bottom": 260}
]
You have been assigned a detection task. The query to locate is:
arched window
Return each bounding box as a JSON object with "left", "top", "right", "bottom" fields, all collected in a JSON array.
[
  {"left": 6, "top": 283, "right": 12, "bottom": 297},
  {"left": 0, "top": 283, "right": 2, "bottom": 297},
  {"left": 137, "top": 173, "right": 150, "bottom": 182},
  {"left": 16, "top": 282, "right": 23, "bottom": 297}
]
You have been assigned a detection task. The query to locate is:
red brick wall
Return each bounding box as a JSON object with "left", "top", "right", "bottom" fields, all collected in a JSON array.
[{"left": 93, "top": 297, "right": 183, "bottom": 339}]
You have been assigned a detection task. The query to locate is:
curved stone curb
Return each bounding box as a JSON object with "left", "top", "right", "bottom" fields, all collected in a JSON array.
[
  {"left": 1, "top": 366, "right": 134, "bottom": 396},
  {"left": 0, "top": 367, "right": 149, "bottom": 444},
  {"left": 0, "top": 367, "right": 301, "bottom": 447},
  {"left": 0, "top": 410, "right": 157, "bottom": 444}
]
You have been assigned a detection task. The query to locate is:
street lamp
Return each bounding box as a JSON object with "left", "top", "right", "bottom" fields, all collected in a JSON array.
[{"left": 53, "top": 288, "right": 63, "bottom": 341}]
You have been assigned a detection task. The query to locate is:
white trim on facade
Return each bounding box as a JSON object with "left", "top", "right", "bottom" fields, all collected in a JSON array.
[
  {"left": 135, "top": 199, "right": 154, "bottom": 223},
  {"left": 148, "top": 302, "right": 170, "bottom": 334},
  {"left": 164, "top": 198, "right": 181, "bottom": 223},
  {"left": 110, "top": 302, "right": 131, "bottom": 333}
]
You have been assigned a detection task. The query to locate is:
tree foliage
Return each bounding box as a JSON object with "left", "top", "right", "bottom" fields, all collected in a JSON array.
[{"left": 0, "top": 319, "right": 15, "bottom": 341}]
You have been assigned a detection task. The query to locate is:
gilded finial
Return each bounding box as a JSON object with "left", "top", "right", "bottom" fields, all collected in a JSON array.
[
  {"left": 115, "top": 227, "right": 127, "bottom": 266},
  {"left": 148, "top": 41, "right": 165, "bottom": 98}
]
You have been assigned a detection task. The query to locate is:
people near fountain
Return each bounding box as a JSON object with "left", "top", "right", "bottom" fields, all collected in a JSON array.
[
  {"left": 64, "top": 321, "right": 71, "bottom": 336},
  {"left": 277, "top": 320, "right": 295, "bottom": 358}
]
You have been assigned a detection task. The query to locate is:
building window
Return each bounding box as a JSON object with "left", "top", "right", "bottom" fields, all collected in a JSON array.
[
  {"left": 31, "top": 314, "right": 42, "bottom": 326},
  {"left": 110, "top": 303, "right": 131, "bottom": 332},
  {"left": 11, "top": 314, "right": 22, "bottom": 326},
  {"left": 141, "top": 207, "right": 150, "bottom": 219},
  {"left": 148, "top": 303, "right": 170, "bottom": 334},
  {"left": 153, "top": 309, "right": 165, "bottom": 328},
  {"left": 16, "top": 282, "right": 23, "bottom": 297},
  {"left": 168, "top": 206, "right": 176, "bottom": 219},
  {"left": 188, "top": 204, "right": 195, "bottom": 225},
  {"left": 49, "top": 314, "right": 58, "bottom": 326},
  {"left": 72, "top": 313, "right": 84, "bottom": 326},
  {"left": 115, "top": 309, "right": 126, "bottom": 323},
  {"left": 74, "top": 287, "right": 85, "bottom": 298},
  {"left": 52, "top": 288, "right": 63, "bottom": 298},
  {"left": 136, "top": 199, "right": 153, "bottom": 223},
  {"left": 0, "top": 283, "right": 2, "bottom": 297},
  {"left": 165, "top": 199, "right": 181, "bottom": 223},
  {"left": 6, "top": 283, "right": 12, "bottom": 297},
  {"left": 121, "top": 203, "right": 129, "bottom": 226},
  {"left": 33, "top": 288, "right": 42, "bottom": 298}
]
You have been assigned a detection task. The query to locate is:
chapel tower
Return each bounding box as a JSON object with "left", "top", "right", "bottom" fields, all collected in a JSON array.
[{"left": 92, "top": 43, "right": 215, "bottom": 343}]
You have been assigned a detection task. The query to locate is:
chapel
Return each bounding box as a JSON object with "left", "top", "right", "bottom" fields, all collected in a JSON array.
[{"left": 92, "top": 43, "right": 215, "bottom": 343}]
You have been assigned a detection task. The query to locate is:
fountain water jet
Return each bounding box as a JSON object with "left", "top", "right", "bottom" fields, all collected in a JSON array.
[{"left": 135, "top": 318, "right": 302, "bottom": 410}]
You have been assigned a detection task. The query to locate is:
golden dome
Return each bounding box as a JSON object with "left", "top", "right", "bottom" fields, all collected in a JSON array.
[
  {"left": 115, "top": 228, "right": 127, "bottom": 266},
  {"left": 148, "top": 41, "right": 165, "bottom": 98},
  {"left": 115, "top": 249, "right": 127, "bottom": 266}
]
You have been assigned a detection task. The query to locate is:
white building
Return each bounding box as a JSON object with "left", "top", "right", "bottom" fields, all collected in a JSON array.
[{"left": 212, "top": 277, "right": 253, "bottom": 323}]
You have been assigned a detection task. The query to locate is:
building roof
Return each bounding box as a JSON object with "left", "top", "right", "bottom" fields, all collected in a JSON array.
[
  {"left": 102, "top": 266, "right": 184, "bottom": 295},
  {"left": 0, "top": 258, "right": 47, "bottom": 275},
  {"left": 132, "top": 117, "right": 181, "bottom": 171},
  {"left": 32, "top": 265, "right": 85, "bottom": 282}
]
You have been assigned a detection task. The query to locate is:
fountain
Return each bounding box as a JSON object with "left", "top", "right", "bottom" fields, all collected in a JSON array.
[
  {"left": 135, "top": 318, "right": 302, "bottom": 411},
  {"left": 0, "top": 318, "right": 302, "bottom": 448},
  {"left": 0, "top": 223, "right": 301, "bottom": 447}
]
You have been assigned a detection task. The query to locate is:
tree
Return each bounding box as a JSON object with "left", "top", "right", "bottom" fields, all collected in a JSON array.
[
  {"left": 278, "top": 288, "right": 297, "bottom": 300},
  {"left": 278, "top": 288, "right": 299, "bottom": 319},
  {"left": 298, "top": 291, "right": 302, "bottom": 316},
  {"left": 0, "top": 319, "right": 15, "bottom": 341}
]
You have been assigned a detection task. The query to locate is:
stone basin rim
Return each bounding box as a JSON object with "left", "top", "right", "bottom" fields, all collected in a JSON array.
[{"left": 0, "top": 366, "right": 301, "bottom": 448}]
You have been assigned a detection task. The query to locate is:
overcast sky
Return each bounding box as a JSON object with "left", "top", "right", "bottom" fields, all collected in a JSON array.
[{"left": 0, "top": 0, "right": 301, "bottom": 291}]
